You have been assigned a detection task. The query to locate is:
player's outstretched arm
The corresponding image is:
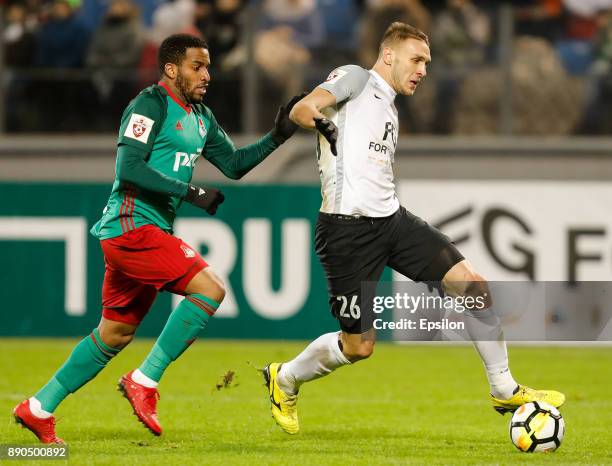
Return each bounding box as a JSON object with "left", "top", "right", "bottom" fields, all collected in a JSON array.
[
  {"left": 117, "top": 144, "right": 224, "bottom": 215},
  {"left": 204, "top": 93, "right": 306, "bottom": 180}
]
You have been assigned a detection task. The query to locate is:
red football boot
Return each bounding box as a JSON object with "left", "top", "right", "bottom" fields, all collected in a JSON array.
[
  {"left": 13, "top": 400, "right": 64, "bottom": 444},
  {"left": 118, "top": 371, "right": 162, "bottom": 436}
]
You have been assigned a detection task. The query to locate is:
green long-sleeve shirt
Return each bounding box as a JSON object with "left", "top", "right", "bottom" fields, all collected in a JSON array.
[{"left": 91, "top": 82, "right": 280, "bottom": 239}]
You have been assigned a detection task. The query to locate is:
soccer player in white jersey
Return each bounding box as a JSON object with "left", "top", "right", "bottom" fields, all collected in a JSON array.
[{"left": 262, "top": 22, "right": 565, "bottom": 435}]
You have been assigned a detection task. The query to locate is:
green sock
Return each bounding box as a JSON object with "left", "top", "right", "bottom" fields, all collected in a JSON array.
[
  {"left": 35, "top": 328, "right": 120, "bottom": 413},
  {"left": 139, "top": 294, "right": 219, "bottom": 382}
]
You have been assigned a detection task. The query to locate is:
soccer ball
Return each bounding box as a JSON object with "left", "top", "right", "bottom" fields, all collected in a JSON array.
[{"left": 509, "top": 401, "right": 564, "bottom": 452}]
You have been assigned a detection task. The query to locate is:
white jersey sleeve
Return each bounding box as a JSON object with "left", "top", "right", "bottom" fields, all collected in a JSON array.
[{"left": 318, "top": 65, "right": 370, "bottom": 104}]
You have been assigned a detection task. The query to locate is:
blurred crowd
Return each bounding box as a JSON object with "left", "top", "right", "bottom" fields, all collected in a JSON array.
[{"left": 4, "top": 0, "right": 612, "bottom": 134}]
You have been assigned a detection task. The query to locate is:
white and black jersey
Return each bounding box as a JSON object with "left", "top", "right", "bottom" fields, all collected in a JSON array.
[
  {"left": 313, "top": 65, "right": 464, "bottom": 334},
  {"left": 317, "top": 65, "right": 400, "bottom": 217}
]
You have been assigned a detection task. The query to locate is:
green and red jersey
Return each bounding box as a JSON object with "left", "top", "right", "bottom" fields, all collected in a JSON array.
[{"left": 91, "top": 82, "right": 279, "bottom": 239}]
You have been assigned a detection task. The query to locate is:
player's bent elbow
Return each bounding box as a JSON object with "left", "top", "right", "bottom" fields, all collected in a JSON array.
[
  {"left": 117, "top": 174, "right": 137, "bottom": 188},
  {"left": 117, "top": 164, "right": 145, "bottom": 189},
  {"left": 116, "top": 165, "right": 133, "bottom": 184},
  {"left": 225, "top": 170, "right": 243, "bottom": 180},
  {"left": 116, "top": 148, "right": 145, "bottom": 185}
]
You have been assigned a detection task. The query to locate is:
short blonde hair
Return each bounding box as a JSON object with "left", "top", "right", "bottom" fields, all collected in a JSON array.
[{"left": 380, "top": 22, "right": 429, "bottom": 51}]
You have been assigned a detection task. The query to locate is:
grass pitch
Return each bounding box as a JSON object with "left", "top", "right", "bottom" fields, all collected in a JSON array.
[{"left": 0, "top": 339, "right": 611, "bottom": 465}]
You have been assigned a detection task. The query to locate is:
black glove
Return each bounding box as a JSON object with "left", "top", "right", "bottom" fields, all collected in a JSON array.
[
  {"left": 314, "top": 117, "right": 338, "bottom": 156},
  {"left": 184, "top": 184, "right": 225, "bottom": 215},
  {"left": 271, "top": 92, "right": 308, "bottom": 144}
]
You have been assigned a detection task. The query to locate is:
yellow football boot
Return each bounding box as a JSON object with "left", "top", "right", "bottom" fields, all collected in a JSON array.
[
  {"left": 492, "top": 385, "right": 566, "bottom": 415},
  {"left": 263, "top": 363, "right": 299, "bottom": 434}
]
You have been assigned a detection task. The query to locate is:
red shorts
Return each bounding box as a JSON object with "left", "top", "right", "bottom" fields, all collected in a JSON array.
[{"left": 100, "top": 225, "right": 208, "bottom": 325}]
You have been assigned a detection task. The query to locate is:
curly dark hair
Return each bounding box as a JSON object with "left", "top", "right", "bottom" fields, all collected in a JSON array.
[{"left": 158, "top": 34, "right": 208, "bottom": 76}]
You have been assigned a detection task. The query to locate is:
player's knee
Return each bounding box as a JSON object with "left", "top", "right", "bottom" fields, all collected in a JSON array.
[
  {"left": 207, "top": 279, "right": 226, "bottom": 303},
  {"left": 112, "top": 332, "right": 135, "bottom": 349},
  {"left": 191, "top": 280, "right": 226, "bottom": 303},
  {"left": 191, "top": 270, "right": 226, "bottom": 303},
  {"left": 444, "top": 268, "right": 492, "bottom": 310},
  {"left": 98, "top": 319, "right": 137, "bottom": 350},
  {"left": 463, "top": 274, "right": 492, "bottom": 310},
  {"left": 343, "top": 339, "right": 375, "bottom": 362},
  {"left": 100, "top": 328, "right": 135, "bottom": 350}
]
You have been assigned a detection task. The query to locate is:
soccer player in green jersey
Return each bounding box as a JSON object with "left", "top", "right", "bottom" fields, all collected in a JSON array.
[{"left": 13, "top": 34, "right": 303, "bottom": 443}]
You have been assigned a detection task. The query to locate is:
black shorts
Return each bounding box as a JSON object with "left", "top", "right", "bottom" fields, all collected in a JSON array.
[{"left": 315, "top": 206, "right": 464, "bottom": 334}]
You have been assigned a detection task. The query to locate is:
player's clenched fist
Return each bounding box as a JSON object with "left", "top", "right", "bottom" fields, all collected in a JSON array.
[
  {"left": 184, "top": 184, "right": 225, "bottom": 215},
  {"left": 314, "top": 117, "right": 338, "bottom": 156}
]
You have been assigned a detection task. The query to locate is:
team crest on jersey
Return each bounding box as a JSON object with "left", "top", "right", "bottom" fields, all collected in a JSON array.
[
  {"left": 180, "top": 245, "right": 196, "bottom": 258},
  {"left": 198, "top": 117, "right": 206, "bottom": 138},
  {"left": 325, "top": 68, "right": 347, "bottom": 84},
  {"left": 133, "top": 119, "right": 146, "bottom": 136},
  {"left": 124, "top": 113, "right": 154, "bottom": 144}
]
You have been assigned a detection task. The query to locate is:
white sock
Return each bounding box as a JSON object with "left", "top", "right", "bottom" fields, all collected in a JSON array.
[
  {"left": 131, "top": 368, "right": 158, "bottom": 388},
  {"left": 463, "top": 309, "right": 517, "bottom": 399},
  {"left": 277, "top": 331, "right": 351, "bottom": 395},
  {"left": 29, "top": 397, "right": 52, "bottom": 419}
]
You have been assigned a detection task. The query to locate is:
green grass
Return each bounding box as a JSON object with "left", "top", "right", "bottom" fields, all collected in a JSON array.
[{"left": 0, "top": 340, "right": 611, "bottom": 465}]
